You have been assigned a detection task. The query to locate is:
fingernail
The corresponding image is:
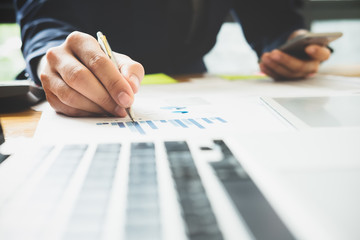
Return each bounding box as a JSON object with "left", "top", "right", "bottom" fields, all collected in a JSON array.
[
  {"left": 130, "top": 74, "right": 140, "bottom": 89},
  {"left": 118, "top": 92, "right": 133, "bottom": 108}
]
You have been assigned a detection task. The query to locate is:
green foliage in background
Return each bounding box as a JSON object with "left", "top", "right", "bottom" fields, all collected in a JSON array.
[{"left": 0, "top": 24, "right": 26, "bottom": 81}]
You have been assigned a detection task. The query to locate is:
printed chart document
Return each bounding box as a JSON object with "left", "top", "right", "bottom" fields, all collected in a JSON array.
[
  {"left": 34, "top": 74, "right": 360, "bottom": 142},
  {"left": 35, "top": 97, "right": 285, "bottom": 142}
]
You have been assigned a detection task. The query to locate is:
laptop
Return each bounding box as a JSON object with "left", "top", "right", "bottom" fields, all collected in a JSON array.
[
  {"left": 261, "top": 95, "right": 360, "bottom": 129},
  {"left": 229, "top": 128, "right": 360, "bottom": 240},
  {"left": 2, "top": 75, "right": 360, "bottom": 239},
  {"left": 0, "top": 122, "right": 294, "bottom": 240}
]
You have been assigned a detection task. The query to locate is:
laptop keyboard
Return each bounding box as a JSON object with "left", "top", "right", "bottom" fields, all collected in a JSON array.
[
  {"left": 165, "top": 141, "right": 223, "bottom": 240},
  {"left": 0, "top": 140, "right": 294, "bottom": 240},
  {"left": 64, "top": 144, "right": 121, "bottom": 240},
  {"left": 24, "top": 145, "right": 88, "bottom": 235},
  {"left": 125, "top": 143, "right": 161, "bottom": 240},
  {"left": 210, "top": 140, "right": 294, "bottom": 240}
]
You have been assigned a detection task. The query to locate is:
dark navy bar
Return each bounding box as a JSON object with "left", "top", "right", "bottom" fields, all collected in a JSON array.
[
  {"left": 188, "top": 119, "right": 205, "bottom": 129},
  {"left": 117, "top": 122, "right": 126, "bottom": 128},
  {"left": 146, "top": 121, "right": 158, "bottom": 129},
  {"left": 174, "top": 119, "right": 188, "bottom": 128}
]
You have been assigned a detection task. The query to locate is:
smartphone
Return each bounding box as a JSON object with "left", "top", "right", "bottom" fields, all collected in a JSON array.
[{"left": 278, "top": 32, "right": 343, "bottom": 59}]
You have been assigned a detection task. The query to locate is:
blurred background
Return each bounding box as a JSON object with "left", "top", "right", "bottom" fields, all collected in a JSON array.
[
  {"left": 0, "top": 0, "right": 359, "bottom": 81},
  {"left": 204, "top": 0, "right": 360, "bottom": 75}
]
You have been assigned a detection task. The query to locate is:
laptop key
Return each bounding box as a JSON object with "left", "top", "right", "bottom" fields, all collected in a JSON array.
[
  {"left": 209, "top": 140, "right": 295, "bottom": 240},
  {"left": 125, "top": 142, "right": 162, "bottom": 240},
  {"left": 63, "top": 143, "right": 121, "bottom": 240},
  {"left": 164, "top": 141, "right": 224, "bottom": 240}
]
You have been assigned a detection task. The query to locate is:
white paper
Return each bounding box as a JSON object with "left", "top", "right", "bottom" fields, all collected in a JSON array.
[{"left": 34, "top": 74, "right": 360, "bottom": 143}]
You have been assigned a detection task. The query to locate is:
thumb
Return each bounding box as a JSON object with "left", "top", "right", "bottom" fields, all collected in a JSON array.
[
  {"left": 305, "top": 45, "right": 331, "bottom": 62},
  {"left": 115, "top": 53, "right": 145, "bottom": 94}
]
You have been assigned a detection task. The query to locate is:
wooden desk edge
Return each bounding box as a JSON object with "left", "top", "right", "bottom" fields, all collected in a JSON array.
[{"left": 0, "top": 109, "right": 42, "bottom": 140}]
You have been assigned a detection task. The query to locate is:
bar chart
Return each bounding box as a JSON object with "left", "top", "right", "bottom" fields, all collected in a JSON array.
[{"left": 96, "top": 117, "right": 228, "bottom": 135}]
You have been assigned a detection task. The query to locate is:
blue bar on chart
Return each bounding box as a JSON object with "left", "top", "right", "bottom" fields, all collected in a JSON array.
[
  {"left": 96, "top": 116, "right": 228, "bottom": 135},
  {"left": 174, "top": 119, "right": 188, "bottom": 128},
  {"left": 202, "top": 118, "right": 213, "bottom": 124},
  {"left": 134, "top": 122, "right": 146, "bottom": 135},
  {"left": 126, "top": 122, "right": 137, "bottom": 133},
  {"left": 188, "top": 119, "right": 205, "bottom": 129},
  {"left": 182, "top": 119, "right": 193, "bottom": 126},
  {"left": 169, "top": 120, "right": 179, "bottom": 127},
  {"left": 125, "top": 122, "right": 146, "bottom": 135},
  {"left": 146, "top": 120, "right": 158, "bottom": 129},
  {"left": 214, "top": 117, "right": 227, "bottom": 123},
  {"left": 172, "top": 110, "right": 188, "bottom": 114}
]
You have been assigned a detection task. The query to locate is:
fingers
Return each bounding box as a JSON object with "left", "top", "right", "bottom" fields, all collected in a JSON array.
[
  {"left": 259, "top": 61, "right": 283, "bottom": 80},
  {"left": 40, "top": 64, "right": 114, "bottom": 116},
  {"left": 65, "top": 32, "right": 134, "bottom": 108},
  {"left": 305, "top": 45, "right": 331, "bottom": 62},
  {"left": 39, "top": 31, "right": 145, "bottom": 117},
  {"left": 45, "top": 45, "right": 124, "bottom": 116},
  {"left": 260, "top": 50, "right": 320, "bottom": 80},
  {"left": 45, "top": 91, "right": 96, "bottom": 117},
  {"left": 260, "top": 43, "right": 331, "bottom": 80},
  {"left": 115, "top": 53, "right": 145, "bottom": 94}
]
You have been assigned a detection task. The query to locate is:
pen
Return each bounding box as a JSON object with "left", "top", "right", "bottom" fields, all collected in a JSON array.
[{"left": 97, "top": 31, "right": 135, "bottom": 122}]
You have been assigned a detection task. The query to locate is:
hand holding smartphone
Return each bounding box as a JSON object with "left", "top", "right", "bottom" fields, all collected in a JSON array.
[{"left": 278, "top": 32, "right": 343, "bottom": 59}]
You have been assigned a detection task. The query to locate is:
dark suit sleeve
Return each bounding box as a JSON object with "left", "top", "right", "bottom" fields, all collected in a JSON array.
[
  {"left": 231, "top": 0, "right": 305, "bottom": 58},
  {"left": 14, "top": 0, "right": 78, "bottom": 84}
]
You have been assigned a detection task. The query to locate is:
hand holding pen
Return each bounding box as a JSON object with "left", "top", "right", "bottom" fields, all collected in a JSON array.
[
  {"left": 97, "top": 32, "right": 135, "bottom": 121},
  {"left": 37, "top": 31, "right": 144, "bottom": 117}
]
